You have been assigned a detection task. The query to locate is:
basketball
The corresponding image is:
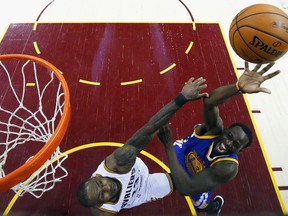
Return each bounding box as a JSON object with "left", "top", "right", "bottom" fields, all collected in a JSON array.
[{"left": 229, "top": 4, "right": 288, "bottom": 63}]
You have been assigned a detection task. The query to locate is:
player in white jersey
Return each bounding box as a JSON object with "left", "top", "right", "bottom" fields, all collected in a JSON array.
[
  {"left": 92, "top": 158, "right": 173, "bottom": 213},
  {"left": 76, "top": 76, "right": 209, "bottom": 215}
]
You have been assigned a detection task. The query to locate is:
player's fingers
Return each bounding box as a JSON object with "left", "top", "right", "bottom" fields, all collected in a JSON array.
[
  {"left": 263, "top": 70, "right": 280, "bottom": 80},
  {"left": 259, "top": 62, "right": 275, "bottom": 75},
  {"left": 198, "top": 83, "right": 207, "bottom": 90},
  {"left": 244, "top": 61, "right": 249, "bottom": 70},
  {"left": 198, "top": 92, "right": 209, "bottom": 98},
  {"left": 258, "top": 87, "right": 271, "bottom": 94},
  {"left": 197, "top": 77, "right": 206, "bottom": 85},
  {"left": 166, "top": 123, "right": 172, "bottom": 130},
  {"left": 187, "top": 77, "right": 195, "bottom": 83},
  {"left": 162, "top": 123, "right": 172, "bottom": 134},
  {"left": 252, "top": 64, "right": 262, "bottom": 72},
  {"left": 194, "top": 77, "right": 206, "bottom": 85}
]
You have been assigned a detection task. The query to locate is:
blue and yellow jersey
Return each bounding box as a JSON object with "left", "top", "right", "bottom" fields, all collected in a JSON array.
[{"left": 173, "top": 128, "right": 238, "bottom": 177}]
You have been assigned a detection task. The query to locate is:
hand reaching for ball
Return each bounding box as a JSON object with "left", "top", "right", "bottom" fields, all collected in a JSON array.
[{"left": 237, "top": 61, "right": 280, "bottom": 94}]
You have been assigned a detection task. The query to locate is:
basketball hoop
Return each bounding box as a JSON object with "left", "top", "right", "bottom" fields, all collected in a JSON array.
[{"left": 0, "top": 54, "right": 71, "bottom": 197}]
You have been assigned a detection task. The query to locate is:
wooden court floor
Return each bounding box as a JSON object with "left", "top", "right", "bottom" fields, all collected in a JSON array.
[{"left": 0, "top": 22, "right": 283, "bottom": 215}]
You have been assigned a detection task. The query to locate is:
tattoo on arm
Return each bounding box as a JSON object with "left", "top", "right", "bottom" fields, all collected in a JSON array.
[{"left": 112, "top": 145, "right": 137, "bottom": 171}]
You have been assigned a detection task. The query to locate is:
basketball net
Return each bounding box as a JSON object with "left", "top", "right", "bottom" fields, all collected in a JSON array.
[{"left": 0, "top": 55, "right": 70, "bottom": 198}]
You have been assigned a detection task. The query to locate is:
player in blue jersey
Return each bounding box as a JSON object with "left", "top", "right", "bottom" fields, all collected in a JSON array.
[{"left": 157, "top": 61, "right": 280, "bottom": 215}]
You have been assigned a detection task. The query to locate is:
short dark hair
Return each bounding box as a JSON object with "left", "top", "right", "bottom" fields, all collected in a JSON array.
[
  {"left": 76, "top": 181, "right": 93, "bottom": 207},
  {"left": 229, "top": 122, "right": 253, "bottom": 148}
]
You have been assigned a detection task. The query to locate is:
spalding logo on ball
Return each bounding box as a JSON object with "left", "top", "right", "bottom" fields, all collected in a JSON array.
[{"left": 229, "top": 4, "right": 288, "bottom": 63}]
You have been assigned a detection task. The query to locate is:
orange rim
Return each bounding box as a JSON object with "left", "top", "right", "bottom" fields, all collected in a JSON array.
[{"left": 0, "top": 54, "right": 71, "bottom": 192}]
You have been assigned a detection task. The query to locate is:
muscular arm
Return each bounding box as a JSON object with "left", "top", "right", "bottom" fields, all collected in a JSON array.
[
  {"left": 125, "top": 77, "right": 208, "bottom": 153},
  {"left": 125, "top": 100, "right": 183, "bottom": 152},
  {"left": 200, "top": 84, "right": 239, "bottom": 134},
  {"left": 105, "top": 100, "right": 184, "bottom": 173},
  {"left": 200, "top": 61, "right": 280, "bottom": 135},
  {"left": 106, "top": 77, "right": 208, "bottom": 173},
  {"left": 106, "top": 101, "right": 184, "bottom": 173}
]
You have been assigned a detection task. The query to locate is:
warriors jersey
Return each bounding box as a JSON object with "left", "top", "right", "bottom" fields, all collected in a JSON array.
[
  {"left": 173, "top": 127, "right": 238, "bottom": 209},
  {"left": 92, "top": 157, "right": 173, "bottom": 214},
  {"left": 174, "top": 127, "right": 238, "bottom": 177}
]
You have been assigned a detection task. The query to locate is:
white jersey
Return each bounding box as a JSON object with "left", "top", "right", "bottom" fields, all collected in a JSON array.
[{"left": 92, "top": 157, "right": 173, "bottom": 214}]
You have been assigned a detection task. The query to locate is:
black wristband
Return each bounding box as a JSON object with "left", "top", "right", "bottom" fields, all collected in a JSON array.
[{"left": 174, "top": 93, "right": 188, "bottom": 106}]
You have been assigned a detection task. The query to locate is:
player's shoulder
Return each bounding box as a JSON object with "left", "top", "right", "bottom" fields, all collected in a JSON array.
[
  {"left": 113, "top": 145, "right": 137, "bottom": 163},
  {"left": 106, "top": 145, "right": 137, "bottom": 173},
  {"left": 212, "top": 160, "right": 239, "bottom": 182}
]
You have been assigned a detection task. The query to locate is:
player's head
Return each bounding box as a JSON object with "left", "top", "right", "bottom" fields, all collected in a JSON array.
[
  {"left": 229, "top": 123, "right": 253, "bottom": 148},
  {"left": 213, "top": 122, "right": 253, "bottom": 155},
  {"left": 77, "top": 174, "right": 121, "bottom": 207}
]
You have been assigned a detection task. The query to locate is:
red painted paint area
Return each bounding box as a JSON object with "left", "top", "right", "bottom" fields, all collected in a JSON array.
[{"left": 0, "top": 23, "right": 283, "bottom": 215}]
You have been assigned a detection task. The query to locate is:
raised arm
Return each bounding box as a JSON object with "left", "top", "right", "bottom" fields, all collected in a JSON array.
[
  {"left": 106, "top": 77, "right": 209, "bottom": 173},
  {"left": 200, "top": 61, "right": 280, "bottom": 134},
  {"left": 125, "top": 77, "right": 209, "bottom": 151}
]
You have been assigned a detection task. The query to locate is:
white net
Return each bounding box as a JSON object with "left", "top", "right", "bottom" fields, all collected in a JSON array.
[{"left": 0, "top": 57, "right": 69, "bottom": 198}]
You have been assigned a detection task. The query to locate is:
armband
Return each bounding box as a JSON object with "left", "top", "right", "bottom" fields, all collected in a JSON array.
[
  {"left": 235, "top": 81, "right": 244, "bottom": 94},
  {"left": 174, "top": 93, "right": 188, "bottom": 106}
]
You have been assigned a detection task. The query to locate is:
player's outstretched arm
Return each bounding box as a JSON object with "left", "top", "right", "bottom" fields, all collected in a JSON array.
[
  {"left": 106, "top": 77, "right": 208, "bottom": 173},
  {"left": 237, "top": 61, "right": 280, "bottom": 94},
  {"left": 124, "top": 77, "right": 208, "bottom": 153},
  {"left": 201, "top": 61, "right": 280, "bottom": 134}
]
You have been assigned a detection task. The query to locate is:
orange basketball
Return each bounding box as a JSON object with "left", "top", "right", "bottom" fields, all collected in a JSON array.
[{"left": 229, "top": 4, "right": 288, "bottom": 63}]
